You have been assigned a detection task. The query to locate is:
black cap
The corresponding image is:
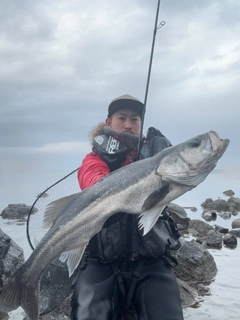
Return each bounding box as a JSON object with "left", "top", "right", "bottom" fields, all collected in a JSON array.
[{"left": 108, "top": 94, "right": 144, "bottom": 119}]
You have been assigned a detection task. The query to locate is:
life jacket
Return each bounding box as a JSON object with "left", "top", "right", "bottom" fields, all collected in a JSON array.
[{"left": 87, "top": 127, "right": 181, "bottom": 263}]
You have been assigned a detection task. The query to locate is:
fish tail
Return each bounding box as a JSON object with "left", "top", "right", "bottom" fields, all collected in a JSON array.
[{"left": 0, "top": 272, "right": 39, "bottom": 320}]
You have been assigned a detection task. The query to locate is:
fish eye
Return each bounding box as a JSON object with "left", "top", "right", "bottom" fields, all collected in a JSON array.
[{"left": 189, "top": 139, "right": 200, "bottom": 148}]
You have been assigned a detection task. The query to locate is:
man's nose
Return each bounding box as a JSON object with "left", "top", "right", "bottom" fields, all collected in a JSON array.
[{"left": 125, "top": 118, "right": 132, "bottom": 128}]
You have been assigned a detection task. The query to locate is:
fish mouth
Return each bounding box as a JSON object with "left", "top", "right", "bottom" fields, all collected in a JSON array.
[
  {"left": 190, "top": 130, "right": 229, "bottom": 172},
  {"left": 207, "top": 130, "right": 229, "bottom": 155},
  {"left": 208, "top": 131, "right": 222, "bottom": 151}
]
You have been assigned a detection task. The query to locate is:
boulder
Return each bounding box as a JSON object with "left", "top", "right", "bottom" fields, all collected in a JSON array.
[
  {"left": 201, "top": 195, "right": 240, "bottom": 213},
  {"left": 172, "top": 239, "right": 217, "bottom": 285},
  {"left": 227, "top": 197, "right": 240, "bottom": 211},
  {"left": 223, "top": 190, "right": 235, "bottom": 196},
  {"left": 182, "top": 206, "right": 198, "bottom": 212},
  {"left": 205, "top": 230, "right": 222, "bottom": 249},
  {"left": 196, "top": 283, "right": 211, "bottom": 296},
  {"left": 218, "top": 212, "right": 231, "bottom": 220},
  {"left": 229, "top": 228, "right": 240, "bottom": 237},
  {"left": 177, "top": 278, "right": 198, "bottom": 307},
  {"left": 223, "top": 233, "right": 237, "bottom": 247},
  {"left": 167, "top": 203, "right": 190, "bottom": 228},
  {"left": 201, "top": 210, "right": 217, "bottom": 222},
  {"left": 201, "top": 198, "right": 213, "bottom": 209},
  {"left": 207, "top": 199, "right": 229, "bottom": 212},
  {"left": 1, "top": 204, "right": 36, "bottom": 220},
  {"left": 232, "top": 218, "right": 240, "bottom": 229},
  {"left": 0, "top": 311, "right": 9, "bottom": 320},
  {"left": 187, "top": 219, "right": 213, "bottom": 237},
  {"left": 214, "top": 225, "right": 229, "bottom": 234},
  {"left": 0, "top": 229, "right": 24, "bottom": 291}
]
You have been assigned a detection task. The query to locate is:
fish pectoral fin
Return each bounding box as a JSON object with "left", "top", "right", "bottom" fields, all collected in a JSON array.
[
  {"left": 59, "top": 244, "right": 87, "bottom": 277},
  {"left": 43, "top": 193, "right": 80, "bottom": 229},
  {"left": 138, "top": 205, "right": 166, "bottom": 236},
  {"left": 142, "top": 183, "right": 169, "bottom": 211}
]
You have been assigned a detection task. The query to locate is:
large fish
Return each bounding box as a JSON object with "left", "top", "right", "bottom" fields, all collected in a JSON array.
[{"left": 0, "top": 131, "right": 229, "bottom": 320}]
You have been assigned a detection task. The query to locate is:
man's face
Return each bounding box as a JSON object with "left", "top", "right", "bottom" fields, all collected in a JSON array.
[{"left": 106, "top": 109, "right": 141, "bottom": 135}]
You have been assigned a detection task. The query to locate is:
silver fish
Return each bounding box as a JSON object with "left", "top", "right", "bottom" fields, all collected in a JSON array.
[{"left": 0, "top": 131, "right": 229, "bottom": 320}]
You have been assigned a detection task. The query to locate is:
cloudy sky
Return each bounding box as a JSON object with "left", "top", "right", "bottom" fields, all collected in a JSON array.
[{"left": 0, "top": 0, "right": 239, "bottom": 210}]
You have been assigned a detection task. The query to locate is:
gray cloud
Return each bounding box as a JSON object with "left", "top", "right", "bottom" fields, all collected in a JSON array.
[{"left": 0, "top": 0, "right": 239, "bottom": 208}]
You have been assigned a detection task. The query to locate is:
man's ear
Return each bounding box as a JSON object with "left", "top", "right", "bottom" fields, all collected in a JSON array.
[{"left": 106, "top": 117, "right": 112, "bottom": 127}]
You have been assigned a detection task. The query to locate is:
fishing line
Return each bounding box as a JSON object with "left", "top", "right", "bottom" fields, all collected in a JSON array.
[
  {"left": 181, "top": 0, "right": 225, "bottom": 116},
  {"left": 181, "top": 0, "right": 234, "bottom": 146}
]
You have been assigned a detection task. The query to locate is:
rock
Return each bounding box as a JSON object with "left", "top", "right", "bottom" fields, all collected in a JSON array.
[
  {"left": 167, "top": 203, "right": 190, "bottom": 228},
  {"left": 201, "top": 196, "right": 240, "bottom": 213},
  {"left": 1, "top": 204, "right": 36, "bottom": 220},
  {"left": 201, "top": 198, "right": 213, "bottom": 209},
  {"left": 202, "top": 210, "right": 217, "bottom": 222},
  {"left": 214, "top": 225, "right": 229, "bottom": 234},
  {"left": 187, "top": 228, "right": 199, "bottom": 237},
  {"left": 196, "top": 229, "right": 223, "bottom": 249},
  {"left": 172, "top": 239, "right": 217, "bottom": 285},
  {"left": 218, "top": 212, "right": 231, "bottom": 220},
  {"left": 0, "top": 311, "right": 9, "bottom": 320},
  {"left": 205, "top": 230, "right": 222, "bottom": 248},
  {"left": 196, "top": 283, "right": 211, "bottom": 296},
  {"left": 232, "top": 218, "right": 240, "bottom": 229},
  {"left": 227, "top": 197, "right": 240, "bottom": 212},
  {"left": 177, "top": 278, "right": 198, "bottom": 308},
  {"left": 0, "top": 230, "right": 24, "bottom": 290},
  {"left": 223, "top": 233, "right": 238, "bottom": 247},
  {"left": 188, "top": 219, "right": 213, "bottom": 237},
  {"left": 223, "top": 189, "right": 235, "bottom": 196},
  {"left": 208, "top": 199, "right": 229, "bottom": 212},
  {"left": 182, "top": 207, "right": 198, "bottom": 212},
  {"left": 229, "top": 228, "right": 240, "bottom": 237}
]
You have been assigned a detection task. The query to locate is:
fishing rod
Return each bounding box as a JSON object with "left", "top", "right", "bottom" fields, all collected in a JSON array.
[
  {"left": 27, "top": 1, "right": 165, "bottom": 249},
  {"left": 137, "top": 0, "right": 165, "bottom": 158}
]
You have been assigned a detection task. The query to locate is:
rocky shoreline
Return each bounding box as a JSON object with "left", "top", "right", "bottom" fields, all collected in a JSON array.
[{"left": 0, "top": 190, "right": 239, "bottom": 320}]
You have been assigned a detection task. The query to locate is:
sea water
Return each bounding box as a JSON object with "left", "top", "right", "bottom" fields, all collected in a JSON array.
[{"left": 0, "top": 172, "right": 239, "bottom": 320}]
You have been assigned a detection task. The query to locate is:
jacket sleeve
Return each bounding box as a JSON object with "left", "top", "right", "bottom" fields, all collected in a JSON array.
[{"left": 78, "top": 152, "right": 110, "bottom": 190}]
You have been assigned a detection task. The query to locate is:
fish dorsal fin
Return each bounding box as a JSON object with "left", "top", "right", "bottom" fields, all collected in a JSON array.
[
  {"left": 43, "top": 193, "right": 80, "bottom": 229},
  {"left": 138, "top": 205, "right": 166, "bottom": 235},
  {"left": 59, "top": 244, "right": 87, "bottom": 277},
  {"left": 142, "top": 183, "right": 169, "bottom": 211}
]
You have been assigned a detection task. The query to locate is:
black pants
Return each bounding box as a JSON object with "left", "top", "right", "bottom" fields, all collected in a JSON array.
[{"left": 71, "top": 257, "right": 183, "bottom": 320}]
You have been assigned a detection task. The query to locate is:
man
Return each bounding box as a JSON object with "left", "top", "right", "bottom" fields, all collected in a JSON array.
[{"left": 71, "top": 94, "right": 183, "bottom": 320}]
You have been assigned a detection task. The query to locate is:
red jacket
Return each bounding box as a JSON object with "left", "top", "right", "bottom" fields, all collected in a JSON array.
[{"left": 78, "top": 151, "right": 137, "bottom": 190}]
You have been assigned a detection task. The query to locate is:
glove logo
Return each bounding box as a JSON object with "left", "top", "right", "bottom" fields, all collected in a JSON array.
[{"left": 94, "top": 136, "right": 104, "bottom": 145}]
